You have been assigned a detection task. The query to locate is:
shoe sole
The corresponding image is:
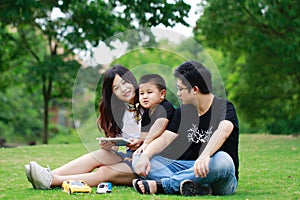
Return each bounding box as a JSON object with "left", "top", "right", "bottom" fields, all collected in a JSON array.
[
  {"left": 30, "top": 161, "right": 52, "bottom": 190},
  {"left": 180, "top": 180, "right": 211, "bottom": 196},
  {"left": 29, "top": 161, "right": 44, "bottom": 189},
  {"left": 25, "top": 164, "right": 36, "bottom": 189}
]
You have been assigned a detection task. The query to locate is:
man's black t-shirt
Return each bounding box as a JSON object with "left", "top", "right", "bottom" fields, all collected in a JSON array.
[
  {"left": 161, "top": 96, "right": 239, "bottom": 180},
  {"left": 141, "top": 99, "right": 175, "bottom": 132}
]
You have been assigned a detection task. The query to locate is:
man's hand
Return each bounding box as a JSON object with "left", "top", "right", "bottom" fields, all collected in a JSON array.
[
  {"left": 194, "top": 154, "right": 210, "bottom": 178},
  {"left": 133, "top": 153, "right": 151, "bottom": 177}
]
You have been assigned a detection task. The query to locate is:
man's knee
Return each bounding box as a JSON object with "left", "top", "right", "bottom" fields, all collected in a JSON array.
[
  {"left": 209, "top": 151, "right": 237, "bottom": 195},
  {"left": 210, "top": 151, "right": 234, "bottom": 172}
]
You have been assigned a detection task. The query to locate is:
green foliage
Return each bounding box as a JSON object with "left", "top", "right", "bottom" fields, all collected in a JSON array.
[
  {"left": 114, "top": 0, "right": 190, "bottom": 27},
  {"left": 0, "top": 0, "right": 191, "bottom": 143},
  {"left": 0, "top": 86, "right": 43, "bottom": 144},
  {"left": 49, "top": 126, "right": 81, "bottom": 145},
  {"left": 195, "top": 0, "right": 300, "bottom": 134},
  {"left": 1, "top": 134, "right": 299, "bottom": 199}
]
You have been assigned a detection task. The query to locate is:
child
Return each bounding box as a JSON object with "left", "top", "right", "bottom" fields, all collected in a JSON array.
[{"left": 135, "top": 74, "right": 175, "bottom": 154}]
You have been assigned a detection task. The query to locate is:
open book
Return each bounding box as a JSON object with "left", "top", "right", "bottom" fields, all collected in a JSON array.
[{"left": 96, "top": 137, "right": 132, "bottom": 146}]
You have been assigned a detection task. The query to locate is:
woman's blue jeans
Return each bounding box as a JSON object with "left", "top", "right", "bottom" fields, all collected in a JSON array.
[{"left": 146, "top": 151, "right": 238, "bottom": 195}]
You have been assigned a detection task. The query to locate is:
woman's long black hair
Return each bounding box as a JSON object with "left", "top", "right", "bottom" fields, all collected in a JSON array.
[{"left": 97, "top": 65, "right": 140, "bottom": 137}]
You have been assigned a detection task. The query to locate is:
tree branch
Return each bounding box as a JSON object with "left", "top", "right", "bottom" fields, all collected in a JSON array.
[
  {"left": 19, "top": 28, "right": 41, "bottom": 63},
  {"left": 240, "top": 4, "right": 285, "bottom": 39}
]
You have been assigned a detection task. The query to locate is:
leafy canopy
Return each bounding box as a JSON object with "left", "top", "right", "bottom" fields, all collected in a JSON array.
[
  {"left": 0, "top": 0, "right": 191, "bottom": 143},
  {"left": 195, "top": 0, "right": 300, "bottom": 134}
]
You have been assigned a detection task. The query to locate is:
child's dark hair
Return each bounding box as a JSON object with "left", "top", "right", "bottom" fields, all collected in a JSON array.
[
  {"left": 139, "top": 74, "right": 166, "bottom": 91},
  {"left": 174, "top": 60, "right": 212, "bottom": 94}
]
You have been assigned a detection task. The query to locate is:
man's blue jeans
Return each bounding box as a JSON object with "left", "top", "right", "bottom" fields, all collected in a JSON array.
[{"left": 146, "top": 151, "right": 238, "bottom": 195}]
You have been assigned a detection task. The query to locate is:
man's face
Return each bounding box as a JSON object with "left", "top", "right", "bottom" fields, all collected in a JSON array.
[{"left": 176, "top": 78, "right": 194, "bottom": 105}]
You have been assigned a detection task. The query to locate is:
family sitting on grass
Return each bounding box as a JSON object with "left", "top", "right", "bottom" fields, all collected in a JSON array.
[{"left": 25, "top": 60, "right": 239, "bottom": 196}]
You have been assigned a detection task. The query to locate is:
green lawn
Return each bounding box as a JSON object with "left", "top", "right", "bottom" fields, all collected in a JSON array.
[{"left": 1, "top": 134, "right": 299, "bottom": 200}]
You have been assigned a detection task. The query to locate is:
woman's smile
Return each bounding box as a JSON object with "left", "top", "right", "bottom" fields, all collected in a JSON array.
[{"left": 123, "top": 90, "right": 132, "bottom": 98}]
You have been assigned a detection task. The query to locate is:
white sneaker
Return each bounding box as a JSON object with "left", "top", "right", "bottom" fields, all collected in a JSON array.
[
  {"left": 30, "top": 161, "right": 52, "bottom": 189},
  {"left": 24, "top": 164, "right": 36, "bottom": 188}
]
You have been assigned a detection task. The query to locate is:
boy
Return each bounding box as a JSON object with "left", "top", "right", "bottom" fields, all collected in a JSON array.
[{"left": 135, "top": 74, "right": 175, "bottom": 154}]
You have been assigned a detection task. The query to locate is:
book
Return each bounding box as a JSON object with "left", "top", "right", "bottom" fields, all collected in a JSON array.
[{"left": 96, "top": 137, "right": 132, "bottom": 146}]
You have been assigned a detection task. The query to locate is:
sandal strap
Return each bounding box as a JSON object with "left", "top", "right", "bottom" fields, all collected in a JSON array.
[
  {"left": 133, "top": 179, "right": 165, "bottom": 195},
  {"left": 142, "top": 180, "right": 150, "bottom": 194},
  {"left": 133, "top": 179, "right": 143, "bottom": 194},
  {"left": 155, "top": 180, "right": 165, "bottom": 194}
]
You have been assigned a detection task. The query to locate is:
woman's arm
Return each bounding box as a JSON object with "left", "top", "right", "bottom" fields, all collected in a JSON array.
[{"left": 99, "top": 140, "right": 118, "bottom": 151}]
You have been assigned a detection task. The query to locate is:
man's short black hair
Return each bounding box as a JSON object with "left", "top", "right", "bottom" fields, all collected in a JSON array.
[{"left": 174, "top": 60, "right": 212, "bottom": 94}]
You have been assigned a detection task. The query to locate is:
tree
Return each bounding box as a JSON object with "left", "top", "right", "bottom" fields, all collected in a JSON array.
[
  {"left": 0, "top": 0, "right": 191, "bottom": 143},
  {"left": 195, "top": 0, "right": 300, "bottom": 134}
]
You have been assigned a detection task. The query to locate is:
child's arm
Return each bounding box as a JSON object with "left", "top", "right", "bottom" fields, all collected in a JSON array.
[
  {"left": 144, "top": 118, "right": 169, "bottom": 144},
  {"left": 135, "top": 118, "right": 169, "bottom": 154}
]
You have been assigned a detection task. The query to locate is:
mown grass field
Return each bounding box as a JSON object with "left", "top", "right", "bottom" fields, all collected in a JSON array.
[{"left": 0, "top": 134, "right": 299, "bottom": 200}]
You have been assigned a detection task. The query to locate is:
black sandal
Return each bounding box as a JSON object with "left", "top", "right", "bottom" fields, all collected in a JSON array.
[
  {"left": 133, "top": 179, "right": 149, "bottom": 194},
  {"left": 132, "top": 179, "right": 165, "bottom": 195}
]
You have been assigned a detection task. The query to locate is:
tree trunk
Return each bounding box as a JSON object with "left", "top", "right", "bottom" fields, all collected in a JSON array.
[
  {"left": 41, "top": 38, "right": 56, "bottom": 144},
  {"left": 42, "top": 75, "right": 52, "bottom": 144},
  {"left": 42, "top": 92, "right": 49, "bottom": 144}
]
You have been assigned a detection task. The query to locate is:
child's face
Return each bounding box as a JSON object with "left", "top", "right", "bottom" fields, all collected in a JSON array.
[
  {"left": 139, "top": 82, "right": 165, "bottom": 109},
  {"left": 112, "top": 74, "right": 136, "bottom": 103}
]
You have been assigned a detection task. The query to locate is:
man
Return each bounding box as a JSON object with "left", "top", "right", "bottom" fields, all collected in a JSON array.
[{"left": 132, "top": 60, "right": 239, "bottom": 196}]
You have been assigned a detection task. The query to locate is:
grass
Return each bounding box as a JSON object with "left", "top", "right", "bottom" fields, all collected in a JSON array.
[{"left": 0, "top": 134, "right": 299, "bottom": 200}]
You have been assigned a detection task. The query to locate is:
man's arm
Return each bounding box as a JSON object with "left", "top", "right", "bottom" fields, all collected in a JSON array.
[
  {"left": 194, "top": 120, "right": 234, "bottom": 178},
  {"left": 134, "top": 118, "right": 169, "bottom": 154},
  {"left": 144, "top": 118, "right": 169, "bottom": 144},
  {"left": 143, "top": 130, "right": 177, "bottom": 158},
  {"left": 133, "top": 130, "right": 177, "bottom": 177}
]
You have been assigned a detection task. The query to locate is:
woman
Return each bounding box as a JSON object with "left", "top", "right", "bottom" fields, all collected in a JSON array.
[{"left": 25, "top": 65, "right": 143, "bottom": 189}]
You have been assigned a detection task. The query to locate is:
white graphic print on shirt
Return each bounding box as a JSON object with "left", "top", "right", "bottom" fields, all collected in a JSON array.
[{"left": 187, "top": 124, "right": 213, "bottom": 143}]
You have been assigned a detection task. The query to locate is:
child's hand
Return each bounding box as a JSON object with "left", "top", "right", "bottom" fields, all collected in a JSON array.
[
  {"left": 127, "top": 138, "right": 143, "bottom": 151},
  {"left": 134, "top": 143, "right": 148, "bottom": 155}
]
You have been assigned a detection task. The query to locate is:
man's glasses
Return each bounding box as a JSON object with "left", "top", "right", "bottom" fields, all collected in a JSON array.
[{"left": 176, "top": 87, "right": 188, "bottom": 92}]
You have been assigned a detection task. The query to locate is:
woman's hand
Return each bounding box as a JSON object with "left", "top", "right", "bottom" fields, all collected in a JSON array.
[
  {"left": 127, "top": 138, "right": 143, "bottom": 151},
  {"left": 99, "top": 140, "right": 115, "bottom": 151}
]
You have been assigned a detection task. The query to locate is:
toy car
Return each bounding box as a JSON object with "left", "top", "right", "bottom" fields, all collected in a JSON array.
[
  {"left": 96, "top": 182, "right": 112, "bottom": 194},
  {"left": 62, "top": 180, "right": 91, "bottom": 194}
]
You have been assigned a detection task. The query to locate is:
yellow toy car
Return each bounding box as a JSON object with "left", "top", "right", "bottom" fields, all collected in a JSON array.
[{"left": 62, "top": 180, "right": 91, "bottom": 194}]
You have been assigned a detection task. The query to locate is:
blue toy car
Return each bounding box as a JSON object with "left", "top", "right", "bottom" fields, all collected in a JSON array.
[{"left": 96, "top": 182, "right": 112, "bottom": 194}]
